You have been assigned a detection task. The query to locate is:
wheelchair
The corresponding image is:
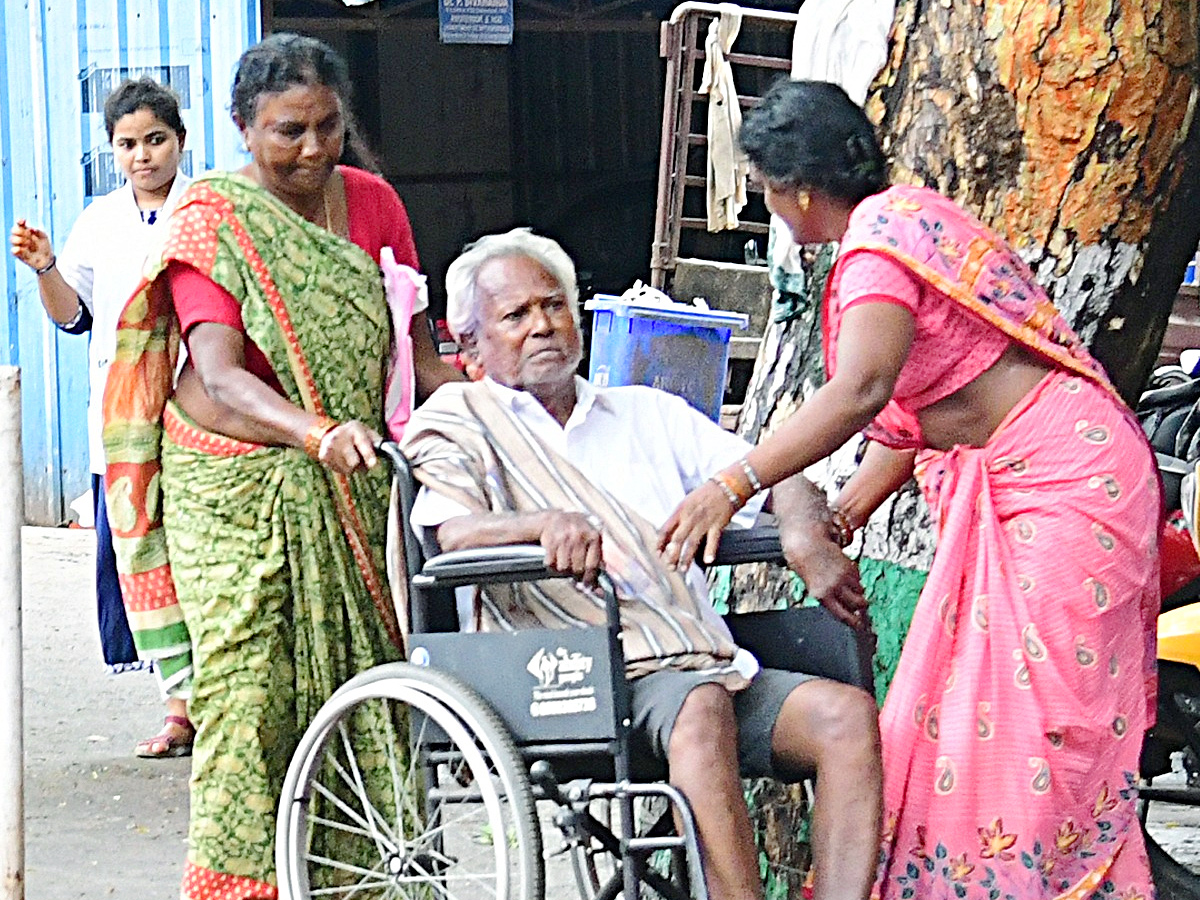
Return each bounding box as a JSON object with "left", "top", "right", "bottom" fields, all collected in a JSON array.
[{"left": 275, "top": 442, "right": 876, "bottom": 900}]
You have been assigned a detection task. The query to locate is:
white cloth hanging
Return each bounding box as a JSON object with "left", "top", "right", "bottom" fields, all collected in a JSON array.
[
  {"left": 698, "top": 5, "right": 750, "bottom": 231},
  {"left": 770, "top": 0, "right": 896, "bottom": 277},
  {"left": 789, "top": 0, "right": 894, "bottom": 104}
]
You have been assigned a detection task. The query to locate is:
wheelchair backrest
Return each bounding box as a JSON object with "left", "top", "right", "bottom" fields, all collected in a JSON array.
[{"left": 380, "top": 442, "right": 461, "bottom": 633}]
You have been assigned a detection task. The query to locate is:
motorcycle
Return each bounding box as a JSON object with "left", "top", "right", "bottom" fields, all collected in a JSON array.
[{"left": 1136, "top": 366, "right": 1200, "bottom": 898}]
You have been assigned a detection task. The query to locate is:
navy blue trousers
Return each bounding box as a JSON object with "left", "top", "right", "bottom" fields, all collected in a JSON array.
[{"left": 93, "top": 473, "right": 139, "bottom": 667}]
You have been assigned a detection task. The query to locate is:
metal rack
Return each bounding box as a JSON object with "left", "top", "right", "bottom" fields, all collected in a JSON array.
[{"left": 650, "top": 2, "right": 800, "bottom": 289}]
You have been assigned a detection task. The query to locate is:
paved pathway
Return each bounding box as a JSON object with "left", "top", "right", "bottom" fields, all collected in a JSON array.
[{"left": 22, "top": 527, "right": 188, "bottom": 899}]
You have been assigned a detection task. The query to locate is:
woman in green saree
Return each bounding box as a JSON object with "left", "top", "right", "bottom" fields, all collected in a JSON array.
[{"left": 102, "top": 34, "right": 460, "bottom": 900}]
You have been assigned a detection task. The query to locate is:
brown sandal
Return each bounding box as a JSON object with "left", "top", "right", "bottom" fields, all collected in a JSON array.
[{"left": 135, "top": 715, "right": 195, "bottom": 759}]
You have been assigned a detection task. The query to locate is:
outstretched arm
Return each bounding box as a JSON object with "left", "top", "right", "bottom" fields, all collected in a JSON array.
[
  {"left": 659, "top": 300, "right": 916, "bottom": 568},
  {"left": 183, "top": 322, "right": 382, "bottom": 475}
]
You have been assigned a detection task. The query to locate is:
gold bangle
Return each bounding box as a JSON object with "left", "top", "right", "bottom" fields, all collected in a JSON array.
[
  {"left": 829, "top": 507, "right": 856, "bottom": 548},
  {"left": 303, "top": 416, "right": 339, "bottom": 460}
]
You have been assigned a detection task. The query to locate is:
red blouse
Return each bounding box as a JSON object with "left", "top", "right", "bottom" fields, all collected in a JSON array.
[{"left": 170, "top": 166, "right": 419, "bottom": 392}]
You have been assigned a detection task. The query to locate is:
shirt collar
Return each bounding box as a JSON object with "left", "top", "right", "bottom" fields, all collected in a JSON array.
[
  {"left": 162, "top": 171, "right": 191, "bottom": 217},
  {"left": 482, "top": 375, "right": 611, "bottom": 423},
  {"left": 121, "top": 171, "right": 191, "bottom": 220}
]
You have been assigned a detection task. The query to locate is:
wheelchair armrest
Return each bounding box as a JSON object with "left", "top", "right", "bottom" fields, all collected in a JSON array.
[
  {"left": 710, "top": 526, "right": 786, "bottom": 567},
  {"left": 413, "top": 544, "right": 570, "bottom": 590},
  {"left": 416, "top": 526, "right": 787, "bottom": 590}
]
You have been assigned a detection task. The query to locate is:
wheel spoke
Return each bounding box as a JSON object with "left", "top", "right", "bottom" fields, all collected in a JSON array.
[
  {"left": 303, "top": 852, "right": 391, "bottom": 889},
  {"left": 311, "top": 777, "right": 396, "bottom": 851},
  {"left": 332, "top": 717, "right": 401, "bottom": 851}
]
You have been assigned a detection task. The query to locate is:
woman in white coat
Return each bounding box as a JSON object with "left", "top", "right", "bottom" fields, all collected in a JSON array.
[{"left": 10, "top": 77, "right": 193, "bottom": 758}]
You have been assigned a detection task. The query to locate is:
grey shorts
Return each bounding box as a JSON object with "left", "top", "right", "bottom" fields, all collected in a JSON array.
[{"left": 629, "top": 667, "right": 816, "bottom": 779}]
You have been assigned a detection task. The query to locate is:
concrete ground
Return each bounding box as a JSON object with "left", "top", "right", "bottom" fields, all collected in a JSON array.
[{"left": 22, "top": 526, "right": 188, "bottom": 899}]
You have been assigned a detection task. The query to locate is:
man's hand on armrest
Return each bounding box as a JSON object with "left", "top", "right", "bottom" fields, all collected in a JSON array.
[
  {"left": 436, "top": 511, "right": 604, "bottom": 586},
  {"left": 768, "top": 474, "right": 869, "bottom": 630}
]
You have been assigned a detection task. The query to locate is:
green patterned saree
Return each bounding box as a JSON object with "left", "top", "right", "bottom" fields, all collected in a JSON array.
[{"left": 103, "top": 172, "right": 406, "bottom": 899}]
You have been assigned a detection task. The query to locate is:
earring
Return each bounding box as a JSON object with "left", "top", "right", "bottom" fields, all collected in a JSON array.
[{"left": 796, "top": 190, "right": 811, "bottom": 212}]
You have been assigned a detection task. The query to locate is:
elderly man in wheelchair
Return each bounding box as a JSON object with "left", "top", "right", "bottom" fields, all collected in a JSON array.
[{"left": 384, "top": 227, "right": 883, "bottom": 900}]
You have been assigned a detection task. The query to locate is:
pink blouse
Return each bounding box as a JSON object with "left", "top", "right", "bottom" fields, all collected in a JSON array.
[{"left": 835, "top": 250, "right": 1010, "bottom": 414}]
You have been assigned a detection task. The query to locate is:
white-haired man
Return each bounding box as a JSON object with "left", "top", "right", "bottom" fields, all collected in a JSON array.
[{"left": 400, "top": 228, "right": 881, "bottom": 900}]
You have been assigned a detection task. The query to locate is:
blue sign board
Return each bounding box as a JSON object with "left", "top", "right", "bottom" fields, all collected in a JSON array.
[{"left": 439, "top": 0, "right": 514, "bottom": 44}]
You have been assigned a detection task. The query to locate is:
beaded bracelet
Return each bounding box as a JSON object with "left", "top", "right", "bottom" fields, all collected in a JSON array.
[
  {"left": 710, "top": 469, "right": 753, "bottom": 510},
  {"left": 709, "top": 474, "right": 742, "bottom": 509},
  {"left": 303, "top": 416, "right": 339, "bottom": 461},
  {"left": 739, "top": 458, "right": 763, "bottom": 493}
]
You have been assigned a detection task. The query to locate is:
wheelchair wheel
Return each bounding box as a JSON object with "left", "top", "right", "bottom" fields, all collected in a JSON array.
[{"left": 277, "top": 662, "right": 544, "bottom": 900}]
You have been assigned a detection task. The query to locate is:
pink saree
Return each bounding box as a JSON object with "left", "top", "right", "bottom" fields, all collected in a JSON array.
[{"left": 829, "top": 187, "right": 1160, "bottom": 900}]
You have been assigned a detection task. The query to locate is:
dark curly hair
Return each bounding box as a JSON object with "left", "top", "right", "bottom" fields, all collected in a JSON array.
[
  {"left": 739, "top": 79, "right": 887, "bottom": 205},
  {"left": 103, "top": 77, "right": 185, "bottom": 143},
  {"left": 230, "top": 32, "right": 380, "bottom": 174}
]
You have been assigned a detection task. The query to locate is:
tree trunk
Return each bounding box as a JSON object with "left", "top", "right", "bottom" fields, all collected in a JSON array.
[{"left": 721, "top": 0, "right": 1200, "bottom": 892}]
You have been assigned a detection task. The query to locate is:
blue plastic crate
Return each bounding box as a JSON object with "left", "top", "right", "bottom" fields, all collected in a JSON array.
[{"left": 585, "top": 295, "right": 748, "bottom": 420}]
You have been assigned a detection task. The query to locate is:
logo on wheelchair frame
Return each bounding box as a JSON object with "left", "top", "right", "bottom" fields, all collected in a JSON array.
[{"left": 526, "top": 647, "right": 597, "bottom": 717}]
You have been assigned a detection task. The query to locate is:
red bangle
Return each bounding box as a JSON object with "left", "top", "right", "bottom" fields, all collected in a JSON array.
[{"left": 303, "top": 416, "right": 338, "bottom": 460}]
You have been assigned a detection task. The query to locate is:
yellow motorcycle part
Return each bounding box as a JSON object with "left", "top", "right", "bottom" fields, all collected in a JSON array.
[{"left": 1158, "top": 603, "right": 1200, "bottom": 668}]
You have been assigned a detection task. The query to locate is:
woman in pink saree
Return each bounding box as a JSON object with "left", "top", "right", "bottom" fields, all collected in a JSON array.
[{"left": 661, "top": 80, "right": 1159, "bottom": 900}]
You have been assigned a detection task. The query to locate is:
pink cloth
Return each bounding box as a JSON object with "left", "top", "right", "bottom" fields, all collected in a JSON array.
[
  {"left": 820, "top": 186, "right": 1157, "bottom": 899},
  {"left": 380, "top": 249, "right": 421, "bottom": 442},
  {"left": 874, "top": 372, "right": 1159, "bottom": 900},
  {"left": 835, "top": 251, "right": 1010, "bottom": 416}
]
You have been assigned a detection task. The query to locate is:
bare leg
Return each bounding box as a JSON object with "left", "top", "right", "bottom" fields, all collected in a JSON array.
[
  {"left": 667, "top": 683, "right": 761, "bottom": 900},
  {"left": 166, "top": 696, "right": 188, "bottom": 721},
  {"left": 771, "top": 680, "right": 882, "bottom": 900}
]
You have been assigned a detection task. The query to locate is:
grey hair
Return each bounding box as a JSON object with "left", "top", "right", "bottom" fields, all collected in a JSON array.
[{"left": 444, "top": 228, "right": 580, "bottom": 341}]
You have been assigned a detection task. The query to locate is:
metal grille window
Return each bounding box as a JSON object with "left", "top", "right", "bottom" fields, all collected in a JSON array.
[
  {"left": 79, "top": 65, "right": 191, "bottom": 114},
  {"left": 82, "top": 149, "right": 193, "bottom": 198}
]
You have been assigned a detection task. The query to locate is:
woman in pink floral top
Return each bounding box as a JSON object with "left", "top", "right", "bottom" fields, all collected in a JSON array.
[{"left": 662, "top": 80, "right": 1159, "bottom": 900}]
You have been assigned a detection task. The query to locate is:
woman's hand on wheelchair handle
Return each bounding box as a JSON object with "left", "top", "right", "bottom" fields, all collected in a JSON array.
[
  {"left": 780, "top": 526, "right": 869, "bottom": 630},
  {"left": 658, "top": 481, "right": 735, "bottom": 571},
  {"left": 319, "top": 421, "right": 383, "bottom": 475},
  {"left": 540, "top": 511, "right": 604, "bottom": 587}
]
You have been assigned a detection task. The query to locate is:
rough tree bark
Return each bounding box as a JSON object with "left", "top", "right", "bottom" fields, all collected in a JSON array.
[{"left": 721, "top": 1, "right": 1200, "bottom": 894}]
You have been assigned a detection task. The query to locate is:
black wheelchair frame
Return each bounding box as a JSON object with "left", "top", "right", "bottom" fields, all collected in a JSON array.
[{"left": 275, "top": 442, "right": 875, "bottom": 900}]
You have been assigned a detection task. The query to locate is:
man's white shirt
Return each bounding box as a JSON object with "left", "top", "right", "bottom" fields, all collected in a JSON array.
[{"left": 411, "top": 376, "right": 765, "bottom": 675}]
